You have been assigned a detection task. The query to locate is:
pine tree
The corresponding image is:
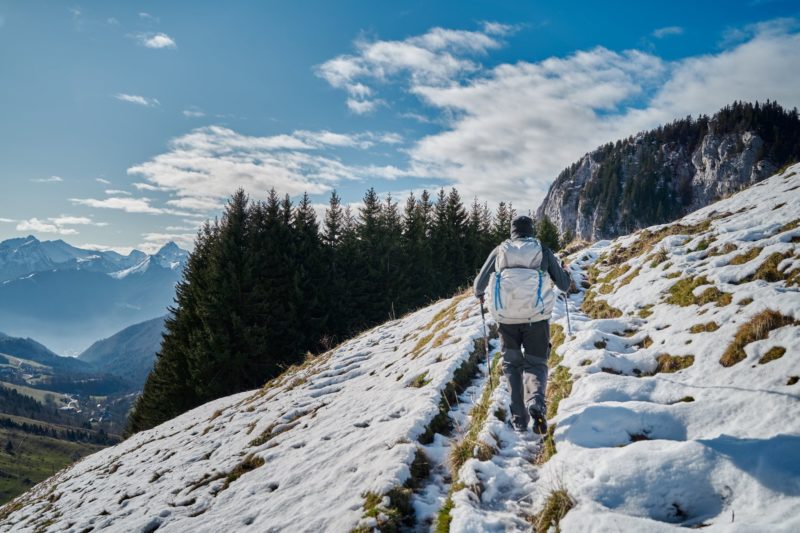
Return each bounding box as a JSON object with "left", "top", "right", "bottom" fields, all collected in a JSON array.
[
  {"left": 537, "top": 215, "right": 561, "bottom": 251},
  {"left": 293, "top": 192, "right": 327, "bottom": 350},
  {"left": 493, "top": 202, "right": 515, "bottom": 243},
  {"left": 401, "top": 192, "right": 433, "bottom": 308}
]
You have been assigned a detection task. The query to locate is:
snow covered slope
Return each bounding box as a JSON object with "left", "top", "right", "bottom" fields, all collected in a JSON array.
[
  {"left": 1, "top": 165, "right": 799, "bottom": 532},
  {"left": 447, "top": 163, "right": 800, "bottom": 531},
  {"left": 0, "top": 293, "right": 495, "bottom": 532}
]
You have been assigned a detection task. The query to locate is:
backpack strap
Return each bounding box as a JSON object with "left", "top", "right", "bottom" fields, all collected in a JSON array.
[
  {"left": 494, "top": 271, "right": 503, "bottom": 310},
  {"left": 535, "top": 270, "right": 544, "bottom": 309}
]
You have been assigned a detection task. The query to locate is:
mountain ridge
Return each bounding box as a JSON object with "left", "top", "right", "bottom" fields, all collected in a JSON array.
[{"left": 0, "top": 239, "right": 187, "bottom": 354}]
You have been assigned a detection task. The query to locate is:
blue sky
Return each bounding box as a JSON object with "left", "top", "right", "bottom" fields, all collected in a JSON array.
[{"left": 1, "top": 1, "right": 799, "bottom": 253}]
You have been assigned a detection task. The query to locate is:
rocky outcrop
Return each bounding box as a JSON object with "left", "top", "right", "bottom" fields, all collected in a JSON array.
[{"left": 537, "top": 102, "right": 797, "bottom": 241}]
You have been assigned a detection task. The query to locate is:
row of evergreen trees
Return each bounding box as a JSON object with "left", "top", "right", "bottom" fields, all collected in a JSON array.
[{"left": 128, "top": 187, "right": 563, "bottom": 433}]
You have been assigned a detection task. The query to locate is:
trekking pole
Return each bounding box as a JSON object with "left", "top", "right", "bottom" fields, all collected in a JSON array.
[
  {"left": 479, "top": 299, "right": 492, "bottom": 388},
  {"left": 563, "top": 292, "right": 572, "bottom": 336}
]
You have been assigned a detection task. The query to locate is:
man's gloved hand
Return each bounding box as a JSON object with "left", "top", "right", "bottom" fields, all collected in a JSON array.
[{"left": 477, "top": 293, "right": 485, "bottom": 305}]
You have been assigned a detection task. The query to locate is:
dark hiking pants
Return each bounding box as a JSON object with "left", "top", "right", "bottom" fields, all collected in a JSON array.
[{"left": 498, "top": 321, "right": 550, "bottom": 428}]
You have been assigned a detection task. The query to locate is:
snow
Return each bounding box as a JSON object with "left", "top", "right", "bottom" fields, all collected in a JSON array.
[
  {"left": 448, "top": 164, "right": 800, "bottom": 531},
  {"left": 0, "top": 293, "right": 490, "bottom": 532},
  {"left": 1, "top": 165, "right": 799, "bottom": 532}
]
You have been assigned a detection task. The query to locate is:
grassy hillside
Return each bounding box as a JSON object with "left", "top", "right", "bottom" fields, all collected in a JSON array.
[{"left": 0, "top": 422, "right": 103, "bottom": 505}]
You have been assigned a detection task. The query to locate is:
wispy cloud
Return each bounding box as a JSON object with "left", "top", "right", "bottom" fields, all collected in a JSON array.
[
  {"left": 126, "top": 126, "right": 409, "bottom": 212},
  {"left": 31, "top": 175, "right": 64, "bottom": 183},
  {"left": 69, "top": 196, "right": 180, "bottom": 215},
  {"left": 137, "top": 32, "right": 176, "bottom": 49},
  {"left": 182, "top": 108, "right": 206, "bottom": 118},
  {"left": 114, "top": 93, "right": 160, "bottom": 107},
  {"left": 104, "top": 189, "right": 131, "bottom": 196},
  {"left": 96, "top": 177, "right": 111, "bottom": 184},
  {"left": 15, "top": 215, "right": 106, "bottom": 235},
  {"left": 652, "top": 26, "right": 684, "bottom": 39},
  {"left": 0, "top": 218, "right": 15, "bottom": 223},
  {"left": 316, "top": 23, "right": 516, "bottom": 114}
]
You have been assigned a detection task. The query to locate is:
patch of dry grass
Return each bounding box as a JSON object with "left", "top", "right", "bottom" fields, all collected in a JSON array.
[
  {"left": 759, "top": 347, "right": 786, "bottom": 364},
  {"left": 655, "top": 354, "right": 695, "bottom": 373},
  {"left": 720, "top": 310, "right": 796, "bottom": 367},
  {"left": 531, "top": 488, "right": 575, "bottom": 533},
  {"left": 582, "top": 289, "right": 623, "bottom": 319},
  {"left": 737, "top": 252, "right": 794, "bottom": 284},
  {"left": 728, "top": 247, "right": 763, "bottom": 265},
  {"left": 689, "top": 321, "right": 719, "bottom": 333},
  {"left": 666, "top": 276, "right": 732, "bottom": 307},
  {"left": 549, "top": 324, "right": 566, "bottom": 367}
]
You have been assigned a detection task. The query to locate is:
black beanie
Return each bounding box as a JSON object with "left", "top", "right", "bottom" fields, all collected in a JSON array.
[{"left": 511, "top": 215, "right": 534, "bottom": 238}]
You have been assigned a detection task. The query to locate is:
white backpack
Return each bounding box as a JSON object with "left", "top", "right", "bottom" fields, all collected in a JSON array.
[{"left": 488, "top": 238, "right": 556, "bottom": 324}]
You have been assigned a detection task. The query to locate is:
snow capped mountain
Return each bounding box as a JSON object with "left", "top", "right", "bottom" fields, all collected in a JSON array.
[
  {"left": 1, "top": 165, "right": 798, "bottom": 532},
  {"left": 109, "top": 243, "right": 189, "bottom": 280},
  {"left": 0, "top": 236, "right": 184, "bottom": 283},
  {"left": 0, "top": 240, "right": 188, "bottom": 354}
]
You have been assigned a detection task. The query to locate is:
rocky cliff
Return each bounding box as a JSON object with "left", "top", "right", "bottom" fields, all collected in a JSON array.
[{"left": 537, "top": 101, "right": 800, "bottom": 241}]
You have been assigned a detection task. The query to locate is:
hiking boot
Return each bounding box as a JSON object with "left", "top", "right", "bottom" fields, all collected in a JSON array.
[
  {"left": 510, "top": 418, "right": 529, "bottom": 433},
  {"left": 528, "top": 406, "right": 548, "bottom": 435}
]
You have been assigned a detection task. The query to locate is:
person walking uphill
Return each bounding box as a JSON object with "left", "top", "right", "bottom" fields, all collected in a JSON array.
[{"left": 474, "top": 215, "right": 571, "bottom": 434}]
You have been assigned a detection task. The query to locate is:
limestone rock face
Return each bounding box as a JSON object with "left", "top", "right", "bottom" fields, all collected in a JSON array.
[{"left": 537, "top": 128, "right": 779, "bottom": 242}]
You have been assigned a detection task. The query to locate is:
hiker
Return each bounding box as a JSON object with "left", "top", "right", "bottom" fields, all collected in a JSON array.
[{"left": 473, "top": 215, "right": 571, "bottom": 434}]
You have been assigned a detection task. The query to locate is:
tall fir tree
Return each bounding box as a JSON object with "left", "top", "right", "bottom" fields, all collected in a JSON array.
[{"left": 537, "top": 215, "right": 561, "bottom": 251}]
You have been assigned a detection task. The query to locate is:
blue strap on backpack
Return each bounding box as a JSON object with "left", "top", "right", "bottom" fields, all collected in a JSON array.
[{"left": 494, "top": 272, "right": 503, "bottom": 310}]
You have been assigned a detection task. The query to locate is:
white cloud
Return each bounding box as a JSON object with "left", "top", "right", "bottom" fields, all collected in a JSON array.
[
  {"left": 126, "top": 126, "right": 409, "bottom": 212},
  {"left": 16, "top": 218, "right": 76, "bottom": 235},
  {"left": 31, "top": 175, "right": 63, "bottom": 183},
  {"left": 166, "top": 197, "right": 223, "bottom": 211},
  {"left": 652, "top": 26, "right": 684, "bottom": 39},
  {"left": 105, "top": 189, "right": 131, "bottom": 195},
  {"left": 139, "top": 232, "right": 195, "bottom": 253},
  {"left": 132, "top": 182, "right": 169, "bottom": 191},
  {"left": 96, "top": 177, "right": 111, "bottom": 184},
  {"left": 183, "top": 108, "right": 206, "bottom": 118},
  {"left": 115, "top": 93, "right": 160, "bottom": 107},
  {"left": 69, "top": 196, "right": 176, "bottom": 215},
  {"left": 0, "top": 218, "right": 15, "bottom": 223},
  {"left": 316, "top": 23, "right": 514, "bottom": 114},
  {"left": 317, "top": 20, "right": 800, "bottom": 210},
  {"left": 165, "top": 225, "right": 199, "bottom": 231},
  {"left": 14, "top": 215, "right": 107, "bottom": 235},
  {"left": 50, "top": 216, "right": 93, "bottom": 225},
  {"left": 137, "top": 32, "right": 176, "bottom": 49}
]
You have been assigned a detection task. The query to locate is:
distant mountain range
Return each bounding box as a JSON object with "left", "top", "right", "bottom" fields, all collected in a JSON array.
[
  {"left": 78, "top": 316, "right": 166, "bottom": 389},
  {"left": 0, "top": 236, "right": 187, "bottom": 354},
  {"left": 1, "top": 313, "right": 165, "bottom": 392}
]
